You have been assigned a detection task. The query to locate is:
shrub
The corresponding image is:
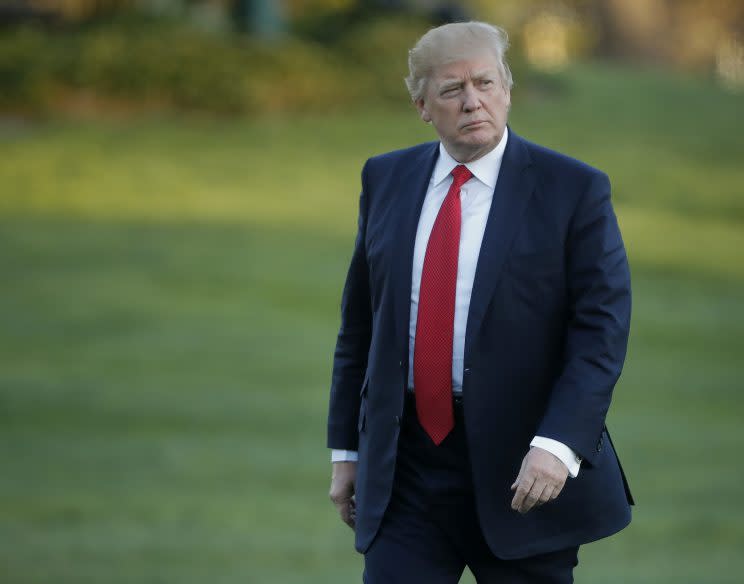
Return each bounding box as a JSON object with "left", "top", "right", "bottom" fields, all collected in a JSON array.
[
  {"left": 0, "top": 21, "right": 364, "bottom": 114},
  {"left": 0, "top": 15, "right": 564, "bottom": 116}
]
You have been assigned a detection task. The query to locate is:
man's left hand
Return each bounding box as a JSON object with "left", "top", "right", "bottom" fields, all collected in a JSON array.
[{"left": 510, "top": 446, "right": 569, "bottom": 514}]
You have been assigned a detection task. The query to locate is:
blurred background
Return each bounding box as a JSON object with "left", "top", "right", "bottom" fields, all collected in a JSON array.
[{"left": 0, "top": 1, "right": 743, "bottom": 583}]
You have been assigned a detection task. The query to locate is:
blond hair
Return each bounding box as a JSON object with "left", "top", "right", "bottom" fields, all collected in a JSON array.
[{"left": 405, "top": 21, "right": 514, "bottom": 102}]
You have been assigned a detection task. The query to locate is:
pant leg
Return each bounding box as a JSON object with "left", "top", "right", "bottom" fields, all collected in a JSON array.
[
  {"left": 468, "top": 543, "right": 579, "bottom": 584},
  {"left": 364, "top": 393, "right": 469, "bottom": 584},
  {"left": 366, "top": 393, "right": 579, "bottom": 584},
  {"left": 363, "top": 495, "right": 465, "bottom": 584},
  {"left": 420, "top": 429, "right": 579, "bottom": 584}
]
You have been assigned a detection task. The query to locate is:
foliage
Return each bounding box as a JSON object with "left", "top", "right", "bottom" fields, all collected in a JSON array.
[
  {"left": 0, "top": 13, "right": 575, "bottom": 116},
  {"left": 0, "top": 16, "right": 419, "bottom": 115}
]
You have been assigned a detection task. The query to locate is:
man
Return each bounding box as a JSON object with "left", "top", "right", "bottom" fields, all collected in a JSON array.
[{"left": 327, "top": 21, "right": 633, "bottom": 583}]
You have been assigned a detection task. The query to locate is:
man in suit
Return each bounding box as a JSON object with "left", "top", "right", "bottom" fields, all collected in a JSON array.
[{"left": 327, "top": 21, "right": 633, "bottom": 583}]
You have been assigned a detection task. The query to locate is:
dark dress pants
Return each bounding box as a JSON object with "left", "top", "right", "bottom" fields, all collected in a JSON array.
[{"left": 363, "top": 393, "right": 579, "bottom": 584}]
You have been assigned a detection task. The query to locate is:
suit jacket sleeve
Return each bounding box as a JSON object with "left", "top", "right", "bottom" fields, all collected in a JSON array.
[
  {"left": 536, "top": 171, "right": 631, "bottom": 466},
  {"left": 326, "top": 160, "right": 372, "bottom": 451}
]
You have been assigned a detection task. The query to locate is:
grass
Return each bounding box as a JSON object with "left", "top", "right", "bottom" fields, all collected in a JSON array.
[{"left": 1, "top": 62, "right": 743, "bottom": 583}]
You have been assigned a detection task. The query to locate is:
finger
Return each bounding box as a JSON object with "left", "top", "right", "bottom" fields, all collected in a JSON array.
[
  {"left": 349, "top": 502, "right": 357, "bottom": 529},
  {"left": 551, "top": 480, "right": 565, "bottom": 500},
  {"left": 330, "top": 492, "right": 350, "bottom": 507},
  {"left": 336, "top": 500, "right": 355, "bottom": 529},
  {"left": 347, "top": 501, "right": 355, "bottom": 530},
  {"left": 329, "top": 483, "right": 354, "bottom": 507},
  {"left": 345, "top": 506, "right": 356, "bottom": 530},
  {"left": 338, "top": 502, "right": 348, "bottom": 523},
  {"left": 518, "top": 481, "right": 544, "bottom": 514},
  {"left": 511, "top": 474, "right": 536, "bottom": 511},
  {"left": 537, "top": 483, "right": 554, "bottom": 506}
]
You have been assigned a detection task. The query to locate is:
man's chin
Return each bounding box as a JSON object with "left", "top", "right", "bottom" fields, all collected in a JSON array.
[
  {"left": 459, "top": 126, "right": 495, "bottom": 141},
  {"left": 457, "top": 134, "right": 497, "bottom": 151}
]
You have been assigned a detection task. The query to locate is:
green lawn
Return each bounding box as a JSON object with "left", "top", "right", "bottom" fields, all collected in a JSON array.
[{"left": 1, "top": 63, "right": 743, "bottom": 583}]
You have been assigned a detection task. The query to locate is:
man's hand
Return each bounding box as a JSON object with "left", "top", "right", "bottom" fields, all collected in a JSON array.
[
  {"left": 510, "top": 446, "right": 569, "bottom": 514},
  {"left": 330, "top": 461, "right": 357, "bottom": 529}
]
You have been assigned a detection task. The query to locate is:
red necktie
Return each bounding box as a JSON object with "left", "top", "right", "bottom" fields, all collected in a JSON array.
[{"left": 414, "top": 164, "right": 472, "bottom": 445}]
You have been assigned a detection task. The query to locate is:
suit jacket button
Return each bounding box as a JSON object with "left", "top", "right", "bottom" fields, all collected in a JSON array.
[
  {"left": 596, "top": 439, "right": 603, "bottom": 452},
  {"left": 394, "top": 415, "right": 401, "bottom": 426},
  {"left": 398, "top": 360, "right": 403, "bottom": 368}
]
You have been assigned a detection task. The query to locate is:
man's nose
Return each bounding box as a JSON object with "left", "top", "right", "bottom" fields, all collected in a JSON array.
[{"left": 461, "top": 84, "right": 481, "bottom": 112}]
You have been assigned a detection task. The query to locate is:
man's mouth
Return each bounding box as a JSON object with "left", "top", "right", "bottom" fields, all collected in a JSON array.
[{"left": 462, "top": 120, "right": 486, "bottom": 130}]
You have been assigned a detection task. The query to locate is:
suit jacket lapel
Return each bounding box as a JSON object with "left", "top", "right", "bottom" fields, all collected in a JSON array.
[
  {"left": 465, "top": 130, "right": 536, "bottom": 353},
  {"left": 392, "top": 142, "right": 440, "bottom": 360}
]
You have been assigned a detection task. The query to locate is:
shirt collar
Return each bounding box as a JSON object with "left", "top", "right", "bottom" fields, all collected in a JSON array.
[{"left": 431, "top": 126, "right": 509, "bottom": 189}]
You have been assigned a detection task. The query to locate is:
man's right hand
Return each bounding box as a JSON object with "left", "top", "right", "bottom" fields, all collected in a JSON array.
[{"left": 329, "top": 461, "right": 357, "bottom": 530}]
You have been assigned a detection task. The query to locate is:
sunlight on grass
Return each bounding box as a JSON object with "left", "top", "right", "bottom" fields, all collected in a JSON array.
[{"left": 618, "top": 205, "right": 744, "bottom": 281}]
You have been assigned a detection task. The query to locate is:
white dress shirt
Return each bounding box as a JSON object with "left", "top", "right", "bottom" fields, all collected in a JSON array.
[{"left": 332, "top": 129, "right": 581, "bottom": 477}]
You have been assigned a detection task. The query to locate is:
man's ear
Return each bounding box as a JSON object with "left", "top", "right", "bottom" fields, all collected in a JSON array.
[{"left": 415, "top": 98, "right": 431, "bottom": 123}]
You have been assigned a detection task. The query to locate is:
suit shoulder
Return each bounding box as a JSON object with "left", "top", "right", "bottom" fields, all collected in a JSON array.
[
  {"left": 364, "top": 141, "right": 438, "bottom": 173},
  {"left": 522, "top": 138, "right": 608, "bottom": 184}
]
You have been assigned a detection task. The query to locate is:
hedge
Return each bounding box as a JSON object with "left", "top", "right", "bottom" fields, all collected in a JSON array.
[{"left": 0, "top": 17, "right": 431, "bottom": 115}]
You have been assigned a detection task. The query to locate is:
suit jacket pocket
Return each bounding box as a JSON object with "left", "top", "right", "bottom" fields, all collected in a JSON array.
[
  {"left": 604, "top": 426, "right": 635, "bottom": 505},
  {"left": 358, "top": 396, "right": 367, "bottom": 433},
  {"left": 360, "top": 377, "right": 369, "bottom": 397}
]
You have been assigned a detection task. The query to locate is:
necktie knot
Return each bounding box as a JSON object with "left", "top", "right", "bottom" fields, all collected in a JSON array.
[{"left": 451, "top": 164, "right": 472, "bottom": 189}]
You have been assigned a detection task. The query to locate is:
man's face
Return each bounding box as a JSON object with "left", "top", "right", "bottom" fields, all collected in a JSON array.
[{"left": 416, "top": 53, "right": 511, "bottom": 163}]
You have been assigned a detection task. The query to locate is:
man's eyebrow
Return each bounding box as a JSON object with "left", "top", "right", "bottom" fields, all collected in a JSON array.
[
  {"left": 471, "top": 69, "right": 498, "bottom": 80},
  {"left": 438, "top": 69, "right": 499, "bottom": 88}
]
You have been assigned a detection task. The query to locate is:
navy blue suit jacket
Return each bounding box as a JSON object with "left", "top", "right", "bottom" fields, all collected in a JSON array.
[{"left": 327, "top": 128, "right": 634, "bottom": 559}]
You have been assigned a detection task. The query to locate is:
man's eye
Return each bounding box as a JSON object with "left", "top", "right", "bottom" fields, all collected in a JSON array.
[
  {"left": 480, "top": 79, "right": 493, "bottom": 86},
  {"left": 442, "top": 88, "right": 459, "bottom": 96}
]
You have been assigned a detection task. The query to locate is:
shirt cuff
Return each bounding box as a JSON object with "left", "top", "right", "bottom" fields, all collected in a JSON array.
[
  {"left": 530, "top": 436, "right": 582, "bottom": 478},
  {"left": 331, "top": 449, "right": 359, "bottom": 463}
]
